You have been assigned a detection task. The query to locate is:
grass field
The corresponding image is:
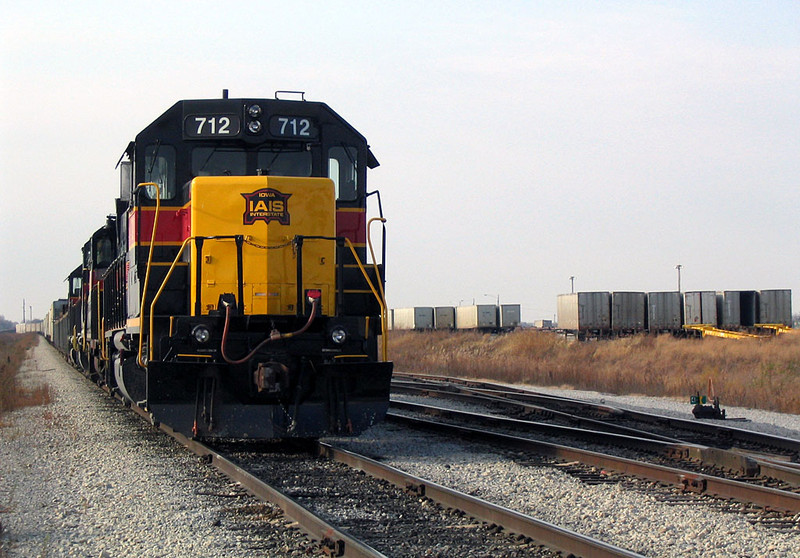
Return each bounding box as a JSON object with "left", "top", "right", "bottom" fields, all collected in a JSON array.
[
  {"left": 388, "top": 329, "right": 800, "bottom": 415},
  {"left": 0, "top": 332, "right": 51, "bottom": 418}
]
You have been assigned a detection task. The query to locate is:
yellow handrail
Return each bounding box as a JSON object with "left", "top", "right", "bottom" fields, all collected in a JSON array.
[
  {"left": 366, "top": 217, "right": 389, "bottom": 361},
  {"left": 345, "top": 232, "right": 389, "bottom": 362},
  {"left": 148, "top": 237, "right": 194, "bottom": 363},
  {"left": 137, "top": 182, "right": 160, "bottom": 368}
]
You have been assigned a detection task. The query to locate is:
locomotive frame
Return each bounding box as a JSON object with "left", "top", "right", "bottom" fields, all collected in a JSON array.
[{"left": 49, "top": 92, "right": 393, "bottom": 439}]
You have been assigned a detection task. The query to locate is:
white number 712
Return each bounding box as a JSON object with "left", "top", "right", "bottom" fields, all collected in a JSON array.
[{"left": 194, "top": 116, "right": 231, "bottom": 135}]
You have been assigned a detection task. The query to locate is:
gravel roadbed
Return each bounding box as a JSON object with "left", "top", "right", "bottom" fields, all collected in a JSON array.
[
  {"left": 0, "top": 339, "right": 315, "bottom": 557},
  {"left": 332, "top": 421, "right": 800, "bottom": 557},
  {"left": 4, "top": 341, "right": 800, "bottom": 557}
]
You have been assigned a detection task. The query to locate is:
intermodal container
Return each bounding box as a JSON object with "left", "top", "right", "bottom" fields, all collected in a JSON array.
[
  {"left": 434, "top": 306, "right": 456, "bottom": 329},
  {"left": 499, "top": 304, "right": 521, "bottom": 329},
  {"left": 718, "top": 291, "right": 742, "bottom": 329},
  {"left": 455, "top": 305, "right": 497, "bottom": 330},
  {"left": 646, "top": 291, "right": 682, "bottom": 331},
  {"left": 611, "top": 292, "right": 646, "bottom": 331},
  {"left": 759, "top": 289, "right": 792, "bottom": 327},
  {"left": 684, "top": 291, "right": 717, "bottom": 326},
  {"left": 717, "top": 291, "right": 757, "bottom": 329},
  {"left": 392, "top": 307, "right": 434, "bottom": 330},
  {"left": 557, "top": 292, "right": 611, "bottom": 331}
]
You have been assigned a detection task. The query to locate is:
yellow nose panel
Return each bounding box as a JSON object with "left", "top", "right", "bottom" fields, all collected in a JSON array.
[{"left": 189, "top": 176, "right": 336, "bottom": 316}]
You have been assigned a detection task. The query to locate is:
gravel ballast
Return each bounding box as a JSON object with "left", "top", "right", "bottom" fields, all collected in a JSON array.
[
  {"left": 3, "top": 339, "right": 800, "bottom": 557},
  {"left": 334, "top": 386, "right": 800, "bottom": 557},
  {"left": 0, "top": 339, "right": 314, "bottom": 557}
]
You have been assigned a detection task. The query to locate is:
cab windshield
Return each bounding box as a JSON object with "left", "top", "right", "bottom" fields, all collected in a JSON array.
[
  {"left": 257, "top": 148, "right": 311, "bottom": 176},
  {"left": 190, "top": 147, "right": 313, "bottom": 178},
  {"left": 193, "top": 148, "right": 246, "bottom": 176}
]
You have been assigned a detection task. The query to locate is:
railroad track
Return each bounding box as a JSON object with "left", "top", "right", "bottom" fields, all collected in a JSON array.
[
  {"left": 120, "top": 395, "right": 641, "bottom": 557},
  {"left": 390, "top": 374, "right": 800, "bottom": 515},
  {"left": 387, "top": 410, "right": 800, "bottom": 516},
  {"left": 392, "top": 373, "right": 800, "bottom": 452},
  {"left": 53, "top": 355, "right": 800, "bottom": 555},
  {"left": 391, "top": 373, "right": 800, "bottom": 486},
  {"left": 170, "top": 422, "right": 646, "bottom": 555}
]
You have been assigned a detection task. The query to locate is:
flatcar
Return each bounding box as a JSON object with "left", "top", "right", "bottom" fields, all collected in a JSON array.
[{"left": 51, "top": 91, "right": 393, "bottom": 439}]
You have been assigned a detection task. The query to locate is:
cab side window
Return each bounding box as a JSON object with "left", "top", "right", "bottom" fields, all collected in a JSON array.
[
  {"left": 328, "top": 146, "right": 358, "bottom": 201},
  {"left": 144, "top": 144, "right": 177, "bottom": 200}
]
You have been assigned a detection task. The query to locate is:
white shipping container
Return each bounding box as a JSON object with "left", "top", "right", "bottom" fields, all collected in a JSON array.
[
  {"left": 392, "top": 307, "right": 434, "bottom": 330},
  {"left": 557, "top": 292, "right": 611, "bottom": 330},
  {"left": 455, "top": 305, "right": 497, "bottom": 330}
]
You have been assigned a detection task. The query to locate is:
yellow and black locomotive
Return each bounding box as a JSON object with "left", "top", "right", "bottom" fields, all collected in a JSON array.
[{"left": 51, "top": 92, "right": 392, "bottom": 438}]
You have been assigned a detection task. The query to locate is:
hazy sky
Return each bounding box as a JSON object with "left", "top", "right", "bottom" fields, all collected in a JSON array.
[{"left": 1, "top": 1, "right": 798, "bottom": 323}]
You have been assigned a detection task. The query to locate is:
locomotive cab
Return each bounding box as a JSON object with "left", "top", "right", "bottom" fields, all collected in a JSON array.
[{"left": 97, "top": 94, "right": 391, "bottom": 439}]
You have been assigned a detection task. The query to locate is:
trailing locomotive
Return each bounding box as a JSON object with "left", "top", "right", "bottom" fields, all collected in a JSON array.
[{"left": 50, "top": 92, "right": 393, "bottom": 439}]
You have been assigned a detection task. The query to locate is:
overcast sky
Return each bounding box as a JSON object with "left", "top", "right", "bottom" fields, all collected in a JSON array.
[{"left": 1, "top": 1, "right": 798, "bottom": 323}]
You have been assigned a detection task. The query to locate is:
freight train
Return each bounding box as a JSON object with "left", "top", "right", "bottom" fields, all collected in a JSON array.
[
  {"left": 557, "top": 290, "right": 792, "bottom": 339},
  {"left": 390, "top": 304, "right": 521, "bottom": 331},
  {"left": 46, "top": 92, "right": 393, "bottom": 439}
]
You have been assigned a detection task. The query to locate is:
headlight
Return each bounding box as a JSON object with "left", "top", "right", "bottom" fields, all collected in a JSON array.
[
  {"left": 330, "top": 328, "right": 347, "bottom": 344},
  {"left": 192, "top": 325, "right": 211, "bottom": 344},
  {"left": 247, "top": 120, "right": 262, "bottom": 133},
  {"left": 247, "top": 104, "right": 262, "bottom": 118}
]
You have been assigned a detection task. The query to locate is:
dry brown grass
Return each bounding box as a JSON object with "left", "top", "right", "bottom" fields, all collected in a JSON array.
[
  {"left": 0, "top": 332, "right": 52, "bottom": 417},
  {"left": 388, "top": 329, "right": 800, "bottom": 414}
]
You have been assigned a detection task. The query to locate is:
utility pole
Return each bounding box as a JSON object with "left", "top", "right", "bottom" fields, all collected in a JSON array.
[
  {"left": 675, "top": 264, "right": 682, "bottom": 292},
  {"left": 484, "top": 294, "right": 500, "bottom": 306},
  {"left": 569, "top": 276, "right": 575, "bottom": 294}
]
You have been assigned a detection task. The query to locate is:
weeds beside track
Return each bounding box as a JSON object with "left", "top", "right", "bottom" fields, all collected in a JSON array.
[
  {"left": 388, "top": 329, "right": 800, "bottom": 414},
  {"left": 0, "top": 333, "right": 52, "bottom": 418}
]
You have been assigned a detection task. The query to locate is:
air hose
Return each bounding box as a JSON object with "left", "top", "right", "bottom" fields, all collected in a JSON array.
[{"left": 221, "top": 297, "right": 319, "bottom": 365}]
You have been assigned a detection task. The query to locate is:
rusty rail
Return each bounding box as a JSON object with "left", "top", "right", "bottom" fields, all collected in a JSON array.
[
  {"left": 389, "top": 412, "right": 800, "bottom": 514},
  {"left": 125, "top": 403, "right": 387, "bottom": 558},
  {"left": 317, "top": 442, "right": 644, "bottom": 558},
  {"left": 391, "top": 374, "right": 800, "bottom": 456}
]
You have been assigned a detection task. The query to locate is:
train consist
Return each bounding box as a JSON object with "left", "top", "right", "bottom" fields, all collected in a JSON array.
[
  {"left": 15, "top": 321, "right": 45, "bottom": 334},
  {"left": 390, "top": 304, "right": 521, "bottom": 331},
  {"left": 557, "top": 289, "right": 792, "bottom": 338},
  {"left": 45, "top": 92, "right": 393, "bottom": 439}
]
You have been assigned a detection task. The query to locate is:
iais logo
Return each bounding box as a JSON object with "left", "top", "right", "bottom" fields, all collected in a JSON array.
[{"left": 241, "top": 188, "right": 292, "bottom": 225}]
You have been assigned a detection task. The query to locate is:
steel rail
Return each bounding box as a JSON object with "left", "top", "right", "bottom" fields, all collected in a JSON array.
[
  {"left": 392, "top": 382, "right": 684, "bottom": 442},
  {"left": 392, "top": 373, "right": 800, "bottom": 454},
  {"left": 750, "top": 458, "right": 800, "bottom": 487},
  {"left": 388, "top": 412, "right": 800, "bottom": 514},
  {"left": 124, "top": 390, "right": 638, "bottom": 557},
  {"left": 124, "top": 403, "right": 387, "bottom": 558},
  {"left": 390, "top": 399, "right": 765, "bottom": 476},
  {"left": 317, "top": 442, "right": 644, "bottom": 558},
  {"left": 393, "top": 375, "right": 625, "bottom": 418},
  {"left": 393, "top": 376, "right": 800, "bottom": 487}
]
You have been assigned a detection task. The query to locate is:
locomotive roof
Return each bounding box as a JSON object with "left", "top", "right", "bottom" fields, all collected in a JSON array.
[{"left": 136, "top": 97, "right": 369, "bottom": 144}]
